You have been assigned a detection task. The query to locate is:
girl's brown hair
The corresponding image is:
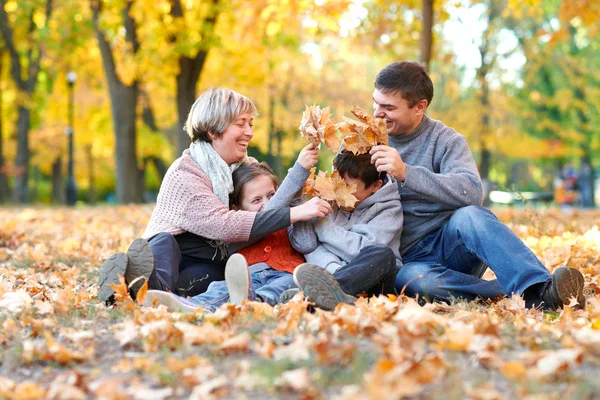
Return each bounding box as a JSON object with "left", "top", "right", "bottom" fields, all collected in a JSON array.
[{"left": 230, "top": 162, "right": 279, "bottom": 208}]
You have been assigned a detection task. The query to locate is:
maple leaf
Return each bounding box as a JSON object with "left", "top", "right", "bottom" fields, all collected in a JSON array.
[
  {"left": 135, "top": 280, "right": 149, "bottom": 305},
  {"left": 351, "top": 105, "right": 388, "bottom": 146},
  {"left": 302, "top": 167, "right": 318, "bottom": 198},
  {"left": 299, "top": 104, "right": 336, "bottom": 147},
  {"left": 336, "top": 107, "right": 389, "bottom": 154},
  {"left": 109, "top": 275, "right": 131, "bottom": 303},
  {"left": 312, "top": 170, "right": 359, "bottom": 209}
]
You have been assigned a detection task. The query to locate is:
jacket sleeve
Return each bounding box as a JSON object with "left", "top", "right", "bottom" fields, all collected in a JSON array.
[
  {"left": 403, "top": 134, "right": 483, "bottom": 208},
  {"left": 314, "top": 206, "right": 403, "bottom": 263}
]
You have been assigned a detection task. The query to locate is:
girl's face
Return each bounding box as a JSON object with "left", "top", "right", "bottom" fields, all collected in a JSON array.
[{"left": 238, "top": 175, "right": 277, "bottom": 212}]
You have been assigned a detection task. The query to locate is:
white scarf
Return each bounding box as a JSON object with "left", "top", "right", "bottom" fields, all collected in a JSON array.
[{"left": 189, "top": 141, "right": 246, "bottom": 208}]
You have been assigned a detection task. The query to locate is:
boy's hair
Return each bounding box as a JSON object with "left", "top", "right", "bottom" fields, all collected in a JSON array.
[
  {"left": 184, "top": 87, "right": 257, "bottom": 143},
  {"left": 375, "top": 61, "right": 434, "bottom": 108},
  {"left": 333, "top": 151, "right": 385, "bottom": 187},
  {"left": 230, "top": 162, "right": 279, "bottom": 208}
]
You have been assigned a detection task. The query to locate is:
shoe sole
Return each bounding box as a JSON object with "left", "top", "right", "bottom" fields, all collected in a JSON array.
[
  {"left": 554, "top": 267, "right": 586, "bottom": 309},
  {"left": 98, "top": 252, "right": 128, "bottom": 305},
  {"left": 280, "top": 288, "right": 301, "bottom": 304},
  {"left": 225, "top": 254, "right": 250, "bottom": 305},
  {"left": 126, "top": 238, "right": 155, "bottom": 299},
  {"left": 143, "top": 290, "right": 197, "bottom": 313},
  {"left": 293, "top": 263, "right": 355, "bottom": 311}
]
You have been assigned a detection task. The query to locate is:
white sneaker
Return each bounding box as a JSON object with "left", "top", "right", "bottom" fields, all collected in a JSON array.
[
  {"left": 225, "top": 254, "right": 253, "bottom": 305},
  {"left": 143, "top": 290, "right": 197, "bottom": 313}
]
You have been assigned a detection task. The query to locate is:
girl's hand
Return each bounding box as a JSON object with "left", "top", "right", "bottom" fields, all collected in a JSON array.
[
  {"left": 290, "top": 197, "right": 332, "bottom": 222},
  {"left": 297, "top": 143, "right": 319, "bottom": 170}
]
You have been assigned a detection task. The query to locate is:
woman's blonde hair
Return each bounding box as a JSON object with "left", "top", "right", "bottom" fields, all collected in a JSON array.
[{"left": 184, "top": 88, "right": 257, "bottom": 142}]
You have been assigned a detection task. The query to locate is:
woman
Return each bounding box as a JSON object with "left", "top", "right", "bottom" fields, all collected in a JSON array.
[{"left": 98, "top": 88, "right": 331, "bottom": 303}]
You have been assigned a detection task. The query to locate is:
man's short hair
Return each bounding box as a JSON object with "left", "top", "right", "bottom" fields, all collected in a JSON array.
[
  {"left": 375, "top": 61, "right": 434, "bottom": 108},
  {"left": 184, "top": 87, "right": 257, "bottom": 143},
  {"left": 333, "top": 151, "right": 385, "bottom": 188}
]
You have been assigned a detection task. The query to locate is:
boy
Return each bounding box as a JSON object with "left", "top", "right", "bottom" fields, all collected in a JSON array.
[{"left": 286, "top": 150, "right": 404, "bottom": 310}]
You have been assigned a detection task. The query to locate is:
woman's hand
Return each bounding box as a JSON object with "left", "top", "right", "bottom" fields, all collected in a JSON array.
[
  {"left": 297, "top": 143, "right": 319, "bottom": 170},
  {"left": 290, "top": 197, "right": 332, "bottom": 223}
]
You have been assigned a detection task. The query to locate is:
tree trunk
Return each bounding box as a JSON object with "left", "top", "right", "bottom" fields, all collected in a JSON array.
[
  {"left": 111, "top": 83, "right": 141, "bottom": 203},
  {"left": 91, "top": 0, "right": 142, "bottom": 203},
  {"left": 51, "top": 156, "right": 64, "bottom": 204},
  {"left": 0, "top": 48, "right": 9, "bottom": 203},
  {"left": 172, "top": 0, "right": 220, "bottom": 156},
  {"left": 13, "top": 106, "right": 31, "bottom": 203},
  {"left": 85, "top": 145, "right": 95, "bottom": 204},
  {"left": 420, "top": 0, "right": 434, "bottom": 71},
  {"left": 266, "top": 91, "right": 276, "bottom": 168},
  {"left": 0, "top": 0, "right": 53, "bottom": 204},
  {"left": 149, "top": 156, "right": 168, "bottom": 181}
]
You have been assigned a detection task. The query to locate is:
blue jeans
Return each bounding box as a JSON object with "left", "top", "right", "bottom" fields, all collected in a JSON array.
[
  {"left": 187, "top": 263, "right": 295, "bottom": 312},
  {"left": 395, "top": 206, "right": 551, "bottom": 303},
  {"left": 334, "top": 245, "right": 398, "bottom": 296}
]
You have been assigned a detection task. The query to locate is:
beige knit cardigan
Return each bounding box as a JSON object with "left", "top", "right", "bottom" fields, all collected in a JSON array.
[{"left": 142, "top": 150, "right": 256, "bottom": 242}]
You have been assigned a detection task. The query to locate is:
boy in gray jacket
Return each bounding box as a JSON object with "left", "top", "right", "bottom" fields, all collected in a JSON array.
[{"left": 288, "top": 150, "right": 404, "bottom": 310}]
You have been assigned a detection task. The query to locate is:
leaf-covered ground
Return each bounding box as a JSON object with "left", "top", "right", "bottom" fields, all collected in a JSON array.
[{"left": 0, "top": 206, "right": 599, "bottom": 399}]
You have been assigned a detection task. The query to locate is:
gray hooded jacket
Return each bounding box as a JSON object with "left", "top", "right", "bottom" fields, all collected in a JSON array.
[{"left": 304, "top": 176, "right": 403, "bottom": 273}]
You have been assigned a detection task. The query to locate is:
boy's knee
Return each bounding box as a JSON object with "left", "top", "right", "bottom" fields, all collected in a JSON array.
[{"left": 363, "top": 244, "right": 395, "bottom": 259}]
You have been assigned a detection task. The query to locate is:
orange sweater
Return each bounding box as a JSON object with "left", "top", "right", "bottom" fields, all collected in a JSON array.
[{"left": 237, "top": 229, "right": 305, "bottom": 274}]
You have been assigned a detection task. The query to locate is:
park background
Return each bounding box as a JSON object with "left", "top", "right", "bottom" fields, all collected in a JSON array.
[
  {"left": 1, "top": 1, "right": 600, "bottom": 398},
  {"left": 0, "top": 0, "right": 598, "bottom": 206}
]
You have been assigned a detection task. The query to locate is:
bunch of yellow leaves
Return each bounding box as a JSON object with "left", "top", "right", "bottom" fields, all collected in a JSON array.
[{"left": 303, "top": 168, "right": 359, "bottom": 209}]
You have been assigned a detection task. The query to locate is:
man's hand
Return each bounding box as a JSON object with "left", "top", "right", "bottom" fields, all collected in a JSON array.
[
  {"left": 290, "top": 197, "right": 332, "bottom": 222},
  {"left": 297, "top": 143, "right": 319, "bottom": 170},
  {"left": 370, "top": 145, "right": 406, "bottom": 181}
]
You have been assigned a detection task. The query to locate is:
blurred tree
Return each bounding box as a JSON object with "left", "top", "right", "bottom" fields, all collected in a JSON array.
[
  {"left": 90, "top": 0, "right": 143, "bottom": 203},
  {"left": 0, "top": 0, "right": 54, "bottom": 203},
  {"left": 420, "top": 0, "right": 434, "bottom": 70},
  {"left": 0, "top": 45, "right": 10, "bottom": 202}
]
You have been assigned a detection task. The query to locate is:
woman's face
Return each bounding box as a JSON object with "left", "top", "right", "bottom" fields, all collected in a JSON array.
[{"left": 210, "top": 113, "right": 254, "bottom": 165}]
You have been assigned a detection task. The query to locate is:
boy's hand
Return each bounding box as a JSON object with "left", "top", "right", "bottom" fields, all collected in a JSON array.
[
  {"left": 290, "top": 197, "right": 332, "bottom": 223},
  {"left": 370, "top": 145, "right": 406, "bottom": 181},
  {"left": 297, "top": 143, "right": 319, "bottom": 170}
]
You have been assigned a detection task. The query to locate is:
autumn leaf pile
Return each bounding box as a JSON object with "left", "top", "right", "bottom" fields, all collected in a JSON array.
[{"left": 1, "top": 206, "right": 600, "bottom": 399}]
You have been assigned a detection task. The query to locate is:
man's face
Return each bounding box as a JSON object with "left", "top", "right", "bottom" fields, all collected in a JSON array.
[{"left": 372, "top": 89, "right": 426, "bottom": 136}]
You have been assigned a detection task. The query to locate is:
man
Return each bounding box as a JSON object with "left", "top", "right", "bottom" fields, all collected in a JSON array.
[{"left": 369, "top": 61, "right": 585, "bottom": 310}]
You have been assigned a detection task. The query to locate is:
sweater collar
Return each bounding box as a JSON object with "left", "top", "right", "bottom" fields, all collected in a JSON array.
[{"left": 389, "top": 115, "right": 432, "bottom": 144}]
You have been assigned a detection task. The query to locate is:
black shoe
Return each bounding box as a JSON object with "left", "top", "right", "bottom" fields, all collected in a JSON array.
[
  {"left": 125, "top": 238, "right": 155, "bottom": 300},
  {"left": 292, "top": 263, "right": 356, "bottom": 311},
  {"left": 540, "top": 267, "right": 585, "bottom": 310},
  {"left": 97, "top": 252, "right": 128, "bottom": 305}
]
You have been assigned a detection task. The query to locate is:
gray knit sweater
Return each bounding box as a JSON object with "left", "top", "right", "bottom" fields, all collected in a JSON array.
[{"left": 390, "top": 115, "right": 483, "bottom": 255}]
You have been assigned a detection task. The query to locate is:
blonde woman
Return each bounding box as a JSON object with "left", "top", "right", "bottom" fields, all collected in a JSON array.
[{"left": 98, "top": 88, "right": 332, "bottom": 303}]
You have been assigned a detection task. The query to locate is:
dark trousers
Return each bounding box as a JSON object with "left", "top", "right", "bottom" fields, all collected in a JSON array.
[
  {"left": 333, "top": 244, "right": 399, "bottom": 296},
  {"left": 147, "top": 232, "right": 226, "bottom": 297}
]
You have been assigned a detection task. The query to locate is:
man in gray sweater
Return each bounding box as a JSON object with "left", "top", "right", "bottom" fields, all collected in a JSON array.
[{"left": 369, "top": 61, "right": 585, "bottom": 310}]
